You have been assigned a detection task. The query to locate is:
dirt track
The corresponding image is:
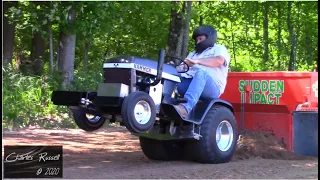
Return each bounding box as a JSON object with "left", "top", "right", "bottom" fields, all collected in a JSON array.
[{"left": 2, "top": 127, "right": 318, "bottom": 179}]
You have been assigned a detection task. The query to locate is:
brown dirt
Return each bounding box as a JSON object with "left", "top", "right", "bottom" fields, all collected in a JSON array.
[
  {"left": 233, "top": 131, "right": 310, "bottom": 161},
  {"left": 2, "top": 127, "right": 318, "bottom": 179}
]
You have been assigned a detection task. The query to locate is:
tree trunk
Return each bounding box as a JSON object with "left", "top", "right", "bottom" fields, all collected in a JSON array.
[
  {"left": 165, "top": 2, "right": 184, "bottom": 63},
  {"left": 83, "top": 42, "right": 91, "bottom": 73},
  {"left": 263, "top": 2, "right": 269, "bottom": 62},
  {"left": 30, "top": 1, "right": 48, "bottom": 75},
  {"left": 48, "top": 19, "right": 54, "bottom": 75},
  {"left": 199, "top": 1, "right": 203, "bottom": 26},
  {"left": 59, "top": 33, "right": 76, "bottom": 89},
  {"left": 287, "top": 1, "right": 296, "bottom": 71},
  {"left": 305, "top": 35, "right": 312, "bottom": 65},
  {"left": 30, "top": 31, "right": 45, "bottom": 75},
  {"left": 3, "top": 1, "right": 17, "bottom": 66},
  {"left": 56, "top": 43, "right": 60, "bottom": 71},
  {"left": 277, "top": 2, "right": 282, "bottom": 70},
  {"left": 116, "top": 40, "right": 121, "bottom": 55},
  {"left": 295, "top": 2, "right": 301, "bottom": 64},
  {"left": 245, "top": 23, "right": 253, "bottom": 67},
  {"left": 228, "top": 3, "right": 237, "bottom": 68},
  {"left": 303, "top": 2, "right": 313, "bottom": 66},
  {"left": 230, "top": 26, "right": 237, "bottom": 69},
  {"left": 181, "top": 1, "right": 192, "bottom": 59},
  {"left": 58, "top": 5, "right": 76, "bottom": 89},
  {"left": 165, "top": 1, "right": 191, "bottom": 64}
]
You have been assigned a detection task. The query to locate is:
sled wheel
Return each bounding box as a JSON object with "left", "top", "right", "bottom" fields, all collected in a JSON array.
[
  {"left": 186, "top": 105, "right": 238, "bottom": 164},
  {"left": 121, "top": 91, "right": 156, "bottom": 133},
  {"left": 70, "top": 108, "right": 106, "bottom": 131},
  {"left": 139, "top": 137, "right": 185, "bottom": 161}
]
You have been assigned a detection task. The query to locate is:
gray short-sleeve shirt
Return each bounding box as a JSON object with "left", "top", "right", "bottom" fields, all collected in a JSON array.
[{"left": 181, "top": 44, "right": 231, "bottom": 95}]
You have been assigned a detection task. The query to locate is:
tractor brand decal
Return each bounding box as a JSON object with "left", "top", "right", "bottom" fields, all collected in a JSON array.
[
  {"left": 312, "top": 80, "right": 318, "bottom": 98},
  {"left": 238, "top": 80, "right": 284, "bottom": 104},
  {"left": 134, "top": 64, "right": 151, "bottom": 73}
]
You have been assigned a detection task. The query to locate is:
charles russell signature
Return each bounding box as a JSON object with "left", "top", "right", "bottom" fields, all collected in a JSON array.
[{"left": 5, "top": 152, "right": 61, "bottom": 163}]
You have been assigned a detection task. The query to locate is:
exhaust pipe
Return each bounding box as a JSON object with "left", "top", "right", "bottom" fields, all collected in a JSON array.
[{"left": 150, "top": 49, "right": 165, "bottom": 86}]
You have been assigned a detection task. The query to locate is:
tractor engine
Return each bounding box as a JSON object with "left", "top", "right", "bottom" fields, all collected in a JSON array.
[{"left": 103, "top": 56, "right": 180, "bottom": 98}]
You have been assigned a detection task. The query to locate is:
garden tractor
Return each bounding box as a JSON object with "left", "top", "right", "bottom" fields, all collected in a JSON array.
[{"left": 51, "top": 49, "right": 238, "bottom": 164}]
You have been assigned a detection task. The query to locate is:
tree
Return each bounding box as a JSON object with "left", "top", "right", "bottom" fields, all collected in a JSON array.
[
  {"left": 58, "top": 2, "right": 77, "bottom": 89},
  {"left": 3, "top": 1, "right": 17, "bottom": 66},
  {"left": 165, "top": 1, "right": 192, "bottom": 63},
  {"left": 287, "top": 1, "right": 296, "bottom": 71}
]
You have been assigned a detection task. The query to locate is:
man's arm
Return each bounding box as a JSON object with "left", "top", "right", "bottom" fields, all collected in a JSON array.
[
  {"left": 185, "top": 45, "right": 230, "bottom": 68},
  {"left": 190, "top": 56, "right": 225, "bottom": 67}
]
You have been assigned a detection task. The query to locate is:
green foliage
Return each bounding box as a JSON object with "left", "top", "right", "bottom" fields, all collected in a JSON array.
[
  {"left": 70, "top": 63, "right": 104, "bottom": 92},
  {"left": 2, "top": 65, "right": 77, "bottom": 129},
  {"left": 7, "top": 1, "right": 318, "bottom": 72},
  {"left": 195, "top": 1, "right": 317, "bottom": 72}
]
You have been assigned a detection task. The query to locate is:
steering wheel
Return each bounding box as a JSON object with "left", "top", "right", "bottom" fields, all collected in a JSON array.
[{"left": 165, "top": 56, "right": 190, "bottom": 73}]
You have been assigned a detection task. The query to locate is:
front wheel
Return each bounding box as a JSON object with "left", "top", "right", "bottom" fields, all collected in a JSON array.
[
  {"left": 121, "top": 91, "right": 157, "bottom": 133},
  {"left": 186, "top": 105, "right": 238, "bottom": 164},
  {"left": 70, "top": 108, "right": 106, "bottom": 131}
]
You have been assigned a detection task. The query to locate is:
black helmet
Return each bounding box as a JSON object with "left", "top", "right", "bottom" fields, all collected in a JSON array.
[{"left": 192, "top": 25, "right": 217, "bottom": 53}]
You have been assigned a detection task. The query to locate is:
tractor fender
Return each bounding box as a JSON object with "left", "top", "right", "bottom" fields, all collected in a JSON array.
[
  {"left": 189, "top": 98, "right": 234, "bottom": 125},
  {"left": 208, "top": 99, "right": 234, "bottom": 114}
]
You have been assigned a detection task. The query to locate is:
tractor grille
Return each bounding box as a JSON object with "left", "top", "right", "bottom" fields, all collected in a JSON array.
[{"left": 103, "top": 68, "right": 132, "bottom": 86}]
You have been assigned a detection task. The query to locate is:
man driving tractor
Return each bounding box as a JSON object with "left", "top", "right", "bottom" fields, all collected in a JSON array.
[{"left": 174, "top": 25, "right": 231, "bottom": 119}]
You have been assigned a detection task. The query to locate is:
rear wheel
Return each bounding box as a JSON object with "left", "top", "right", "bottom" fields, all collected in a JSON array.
[
  {"left": 139, "top": 137, "right": 185, "bottom": 161},
  {"left": 70, "top": 108, "right": 106, "bottom": 131},
  {"left": 185, "top": 105, "right": 238, "bottom": 163}
]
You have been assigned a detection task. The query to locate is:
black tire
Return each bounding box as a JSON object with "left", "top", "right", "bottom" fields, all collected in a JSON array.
[
  {"left": 186, "top": 105, "right": 238, "bottom": 164},
  {"left": 139, "top": 137, "right": 185, "bottom": 161},
  {"left": 121, "top": 91, "right": 156, "bottom": 133},
  {"left": 70, "top": 109, "right": 106, "bottom": 131}
]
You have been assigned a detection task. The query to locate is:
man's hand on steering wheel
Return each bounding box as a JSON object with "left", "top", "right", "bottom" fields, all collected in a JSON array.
[
  {"left": 165, "top": 55, "right": 190, "bottom": 73},
  {"left": 184, "top": 58, "right": 199, "bottom": 67}
]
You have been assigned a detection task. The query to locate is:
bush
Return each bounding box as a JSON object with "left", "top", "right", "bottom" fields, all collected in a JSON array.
[
  {"left": 2, "top": 65, "right": 76, "bottom": 129},
  {"left": 2, "top": 62, "right": 105, "bottom": 130}
]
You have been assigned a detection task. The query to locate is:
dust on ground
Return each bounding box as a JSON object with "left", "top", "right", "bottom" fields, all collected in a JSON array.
[
  {"left": 233, "top": 130, "right": 311, "bottom": 161},
  {"left": 2, "top": 127, "right": 318, "bottom": 179}
]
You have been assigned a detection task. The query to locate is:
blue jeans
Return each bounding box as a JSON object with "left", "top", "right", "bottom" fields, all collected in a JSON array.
[{"left": 177, "top": 69, "right": 220, "bottom": 113}]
